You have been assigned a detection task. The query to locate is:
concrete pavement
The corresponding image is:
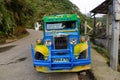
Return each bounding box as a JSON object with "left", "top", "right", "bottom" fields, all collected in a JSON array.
[{"left": 0, "top": 29, "right": 78, "bottom": 80}]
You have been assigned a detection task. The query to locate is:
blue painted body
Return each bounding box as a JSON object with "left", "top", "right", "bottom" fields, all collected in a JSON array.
[{"left": 31, "top": 15, "right": 91, "bottom": 71}]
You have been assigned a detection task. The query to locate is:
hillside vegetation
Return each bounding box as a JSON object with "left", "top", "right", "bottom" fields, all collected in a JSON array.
[{"left": 0, "top": 0, "right": 92, "bottom": 43}]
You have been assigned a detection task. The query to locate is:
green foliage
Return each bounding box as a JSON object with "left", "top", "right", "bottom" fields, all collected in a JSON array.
[
  {"left": 0, "top": 0, "right": 36, "bottom": 37},
  {"left": 30, "top": 0, "right": 89, "bottom": 25},
  {"left": 0, "top": 0, "right": 93, "bottom": 37},
  {"left": 0, "top": 1, "right": 13, "bottom": 36},
  {"left": 96, "top": 15, "right": 107, "bottom": 25}
]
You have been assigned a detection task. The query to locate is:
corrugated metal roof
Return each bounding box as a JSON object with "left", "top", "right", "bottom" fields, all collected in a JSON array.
[{"left": 91, "top": 0, "right": 112, "bottom": 15}]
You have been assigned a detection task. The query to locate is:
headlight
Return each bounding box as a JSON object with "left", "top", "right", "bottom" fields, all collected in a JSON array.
[
  {"left": 36, "top": 39, "right": 42, "bottom": 44},
  {"left": 70, "top": 38, "right": 77, "bottom": 45},
  {"left": 45, "top": 40, "right": 52, "bottom": 46}
]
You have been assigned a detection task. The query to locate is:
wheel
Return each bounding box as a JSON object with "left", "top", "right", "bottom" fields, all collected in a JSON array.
[
  {"left": 35, "top": 52, "right": 44, "bottom": 60},
  {"left": 78, "top": 50, "right": 87, "bottom": 59}
]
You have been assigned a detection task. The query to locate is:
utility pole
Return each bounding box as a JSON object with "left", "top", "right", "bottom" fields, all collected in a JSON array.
[{"left": 110, "top": 0, "right": 120, "bottom": 71}]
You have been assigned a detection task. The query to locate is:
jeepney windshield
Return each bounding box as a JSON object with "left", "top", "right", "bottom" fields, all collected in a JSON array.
[{"left": 46, "top": 21, "right": 76, "bottom": 30}]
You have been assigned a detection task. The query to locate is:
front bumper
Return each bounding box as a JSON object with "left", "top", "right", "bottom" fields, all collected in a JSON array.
[
  {"left": 31, "top": 44, "right": 91, "bottom": 72},
  {"left": 33, "top": 59, "right": 90, "bottom": 67},
  {"left": 35, "top": 65, "right": 90, "bottom": 73},
  {"left": 32, "top": 59, "right": 91, "bottom": 72}
]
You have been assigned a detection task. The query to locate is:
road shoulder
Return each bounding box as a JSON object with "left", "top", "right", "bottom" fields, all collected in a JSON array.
[{"left": 91, "top": 48, "right": 120, "bottom": 80}]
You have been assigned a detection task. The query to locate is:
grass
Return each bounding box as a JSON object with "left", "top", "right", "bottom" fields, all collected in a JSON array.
[
  {"left": 93, "top": 46, "right": 110, "bottom": 58},
  {"left": 93, "top": 45, "right": 110, "bottom": 63}
]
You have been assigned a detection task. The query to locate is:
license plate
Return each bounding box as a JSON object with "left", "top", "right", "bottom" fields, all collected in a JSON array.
[{"left": 53, "top": 58, "right": 69, "bottom": 62}]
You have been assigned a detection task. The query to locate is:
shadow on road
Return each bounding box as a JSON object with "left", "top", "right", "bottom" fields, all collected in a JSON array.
[{"left": 0, "top": 45, "right": 16, "bottom": 53}]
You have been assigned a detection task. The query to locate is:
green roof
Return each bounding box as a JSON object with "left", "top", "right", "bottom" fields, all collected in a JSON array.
[{"left": 43, "top": 14, "right": 79, "bottom": 22}]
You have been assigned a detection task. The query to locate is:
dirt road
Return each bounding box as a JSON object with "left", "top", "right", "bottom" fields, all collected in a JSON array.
[{"left": 0, "top": 29, "right": 78, "bottom": 80}]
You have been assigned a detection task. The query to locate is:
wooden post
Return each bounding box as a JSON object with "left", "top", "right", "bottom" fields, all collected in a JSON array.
[
  {"left": 84, "top": 21, "right": 87, "bottom": 35},
  {"left": 110, "top": 0, "right": 120, "bottom": 71},
  {"left": 106, "top": 14, "right": 109, "bottom": 49},
  {"left": 93, "top": 15, "right": 96, "bottom": 35},
  {"left": 92, "top": 15, "right": 96, "bottom": 43},
  {"left": 108, "top": 5, "right": 113, "bottom": 50}
]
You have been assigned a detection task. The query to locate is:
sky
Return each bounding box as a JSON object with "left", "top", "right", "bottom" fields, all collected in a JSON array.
[{"left": 70, "top": 0, "right": 105, "bottom": 15}]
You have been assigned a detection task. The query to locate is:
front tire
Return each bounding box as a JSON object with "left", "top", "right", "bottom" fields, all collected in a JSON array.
[
  {"left": 78, "top": 50, "right": 87, "bottom": 59},
  {"left": 35, "top": 52, "right": 44, "bottom": 60}
]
